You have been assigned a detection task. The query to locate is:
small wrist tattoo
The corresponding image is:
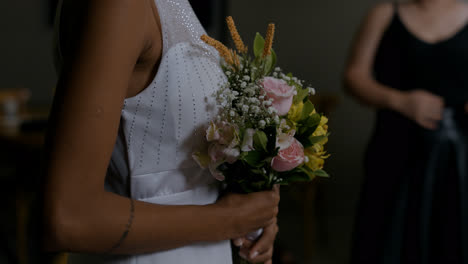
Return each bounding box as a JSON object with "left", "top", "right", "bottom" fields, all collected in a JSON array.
[{"left": 107, "top": 198, "right": 135, "bottom": 253}]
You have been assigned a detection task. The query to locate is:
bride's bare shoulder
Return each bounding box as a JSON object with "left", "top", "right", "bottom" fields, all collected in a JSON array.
[{"left": 58, "top": 0, "right": 151, "bottom": 61}]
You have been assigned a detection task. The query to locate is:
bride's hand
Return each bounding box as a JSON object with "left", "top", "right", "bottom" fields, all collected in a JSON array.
[
  {"left": 214, "top": 185, "right": 279, "bottom": 239},
  {"left": 233, "top": 217, "right": 278, "bottom": 264}
]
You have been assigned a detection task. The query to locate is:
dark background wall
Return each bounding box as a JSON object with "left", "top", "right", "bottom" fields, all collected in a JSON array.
[{"left": 0, "top": 0, "right": 57, "bottom": 106}]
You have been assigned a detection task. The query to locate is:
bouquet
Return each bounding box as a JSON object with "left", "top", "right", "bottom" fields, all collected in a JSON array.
[
  {"left": 193, "top": 16, "right": 330, "bottom": 192},
  {"left": 193, "top": 16, "right": 330, "bottom": 261}
]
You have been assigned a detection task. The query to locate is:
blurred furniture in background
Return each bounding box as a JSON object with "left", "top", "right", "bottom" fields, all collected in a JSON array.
[
  {"left": 0, "top": 88, "right": 49, "bottom": 264},
  {"left": 0, "top": 88, "right": 30, "bottom": 129}
]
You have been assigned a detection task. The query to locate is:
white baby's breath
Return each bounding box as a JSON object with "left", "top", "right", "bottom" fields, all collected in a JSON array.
[
  {"left": 274, "top": 116, "right": 280, "bottom": 124},
  {"left": 259, "top": 120, "right": 266, "bottom": 128},
  {"left": 213, "top": 52, "right": 317, "bottom": 131},
  {"left": 308, "top": 87, "right": 316, "bottom": 95}
]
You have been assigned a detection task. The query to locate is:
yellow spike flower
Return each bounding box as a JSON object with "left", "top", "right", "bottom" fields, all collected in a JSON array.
[
  {"left": 201, "top": 34, "right": 233, "bottom": 65},
  {"left": 226, "top": 16, "right": 247, "bottom": 54},
  {"left": 263, "top": 23, "right": 275, "bottom": 58}
]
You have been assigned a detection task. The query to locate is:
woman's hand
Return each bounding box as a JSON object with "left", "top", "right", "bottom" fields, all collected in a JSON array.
[
  {"left": 215, "top": 185, "right": 280, "bottom": 240},
  {"left": 233, "top": 217, "right": 279, "bottom": 264},
  {"left": 465, "top": 102, "right": 468, "bottom": 114},
  {"left": 395, "top": 90, "right": 444, "bottom": 130}
]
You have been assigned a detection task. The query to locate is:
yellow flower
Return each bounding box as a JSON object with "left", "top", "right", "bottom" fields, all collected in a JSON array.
[
  {"left": 304, "top": 143, "right": 330, "bottom": 172},
  {"left": 287, "top": 101, "right": 304, "bottom": 122},
  {"left": 305, "top": 154, "right": 324, "bottom": 172},
  {"left": 319, "top": 115, "right": 328, "bottom": 126},
  {"left": 311, "top": 115, "right": 329, "bottom": 145}
]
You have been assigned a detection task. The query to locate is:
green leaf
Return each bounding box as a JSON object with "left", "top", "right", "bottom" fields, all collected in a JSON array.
[
  {"left": 242, "top": 151, "right": 263, "bottom": 167},
  {"left": 254, "top": 33, "right": 265, "bottom": 58},
  {"left": 270, "top": 49, "right": 277, "bottom": 71},
  {"left": 296, "top": 136, "right": 313, "bottom": 148},
  {"left": 308, "top": 135, "right": 328, "bottom": 145},
  {"left": 306, "top": 114, "right": 322, "bottom": 125},
  {"left": 283, "top": 171, "right": 310, "bottom": 182},
  {"left": 251, "top": 168, "right": 266, "bottom": 175},
  {"left": 293, "top": 88, "right": 309, "bottom": 104},
  {"left": 264, "top": 54, "right": 273, "bottom": 75},
  {"left": 313, "top": 169, "right": 330, "bottom": 178},
  {"left": 264, "top": 126, "right": 277, "bottom": 153},
  {"left": 299, "top": 114, "right": 322, "bottom": 136},
  {"left": 264, "top": 49, "right": 277, "bottom": 74},
  {"left": 295, "top": 165, "right": 316, "bottom": 179},
  {"left": 277, "top": 166, "right": 314, "bottom": 184},
  {"left": 253, "top": 130, "right": 268, "bottom": 152},
  {"left": 300, "top": 100, "right": 315, "bottom": 121}
]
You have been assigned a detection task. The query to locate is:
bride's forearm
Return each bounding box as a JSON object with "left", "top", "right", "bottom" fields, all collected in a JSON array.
[{"left": 43, "top": 191, "right": 231, "bottom": 254}]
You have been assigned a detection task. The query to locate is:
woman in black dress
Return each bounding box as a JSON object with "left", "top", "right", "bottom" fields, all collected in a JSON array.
[{"left": 344, "top": 0, "right": 468, "bottom": 263}]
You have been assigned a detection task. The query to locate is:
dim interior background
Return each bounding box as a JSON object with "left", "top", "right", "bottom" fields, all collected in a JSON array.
[{"left": 0, "top": 0, "right": 390, "bottom": 263}]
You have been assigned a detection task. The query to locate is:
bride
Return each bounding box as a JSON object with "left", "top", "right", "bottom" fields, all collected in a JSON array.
[{"left": 42, "top": 0, "right": 279, "bottom": 263}]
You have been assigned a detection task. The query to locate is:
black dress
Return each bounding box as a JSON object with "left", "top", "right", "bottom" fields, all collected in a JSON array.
[{"left": 351, "top": 5, "right": 468, "bottom": 264}]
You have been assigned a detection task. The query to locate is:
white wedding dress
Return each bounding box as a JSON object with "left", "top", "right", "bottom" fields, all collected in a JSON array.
[{"left": 59, "top": 0, "right": 232, "bottom": 263}]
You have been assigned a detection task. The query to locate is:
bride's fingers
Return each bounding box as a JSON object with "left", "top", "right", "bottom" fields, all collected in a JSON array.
[
  {"left": 232, "top": 238, "right": 244, "bottom": 247},
  {"left": 239, "top": 245, "right": 273, "bottom": 263},
  {"left": 248, "top": 221, "right": 278, "bottom": 258},
  {"left": 248, "top": 246, "right": 273, "bottom": 263},
  {"left": 239, "top": 239, "right": 253, "bottom": 250}
]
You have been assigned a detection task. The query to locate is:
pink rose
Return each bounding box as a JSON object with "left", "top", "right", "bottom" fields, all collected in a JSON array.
[
  {"left": 261, "top": 77, "right": 295, "bottom": 116},
  {"left": 271, "top": 138, "right": 305, "bottom": 172}
]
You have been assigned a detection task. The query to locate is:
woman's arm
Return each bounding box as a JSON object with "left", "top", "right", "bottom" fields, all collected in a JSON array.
[
  {"left": 343, "top": 3, "right": 403, "bottom": 109},
  {"left": 343, "top": 3, "right": 444, "bottom": 129},
  {"left": 43, "top": 0, "right": 279, "bottom": 254}
]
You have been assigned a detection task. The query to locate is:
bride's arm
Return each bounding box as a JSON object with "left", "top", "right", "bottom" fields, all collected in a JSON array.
[{"left": 43, "top": 0, "right": 279, "bottom": 255}]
